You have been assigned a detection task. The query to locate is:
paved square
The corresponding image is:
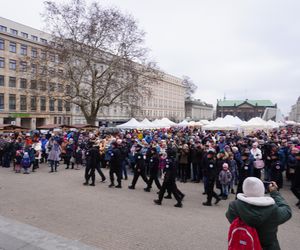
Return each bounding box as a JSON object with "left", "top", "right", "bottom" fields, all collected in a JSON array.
[{"left": 0, "top": 165, "right": 299, "bottom": 250}]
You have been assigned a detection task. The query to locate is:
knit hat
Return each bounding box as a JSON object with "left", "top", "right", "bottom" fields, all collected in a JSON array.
[
  {"left": 237, "top": 177, "right": 275, "bottom": 206},
  {"left": 222, "top": 163, "right": 229, "bottom": 170}
]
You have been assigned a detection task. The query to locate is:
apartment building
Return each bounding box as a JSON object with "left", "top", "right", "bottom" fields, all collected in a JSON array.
[
  {"left": 289, "top": 97, "right": 300, "bottom": 122},
  {"left": 0, "top": 17, "right": 72, "bottom": 129},
  {"left": 185, "top": 98, "right": 213, "bottom": 121}
]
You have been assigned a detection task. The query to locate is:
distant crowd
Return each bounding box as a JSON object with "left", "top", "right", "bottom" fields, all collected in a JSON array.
[{"left": 1, "top": 125, "right": 300, "bottom": 208}]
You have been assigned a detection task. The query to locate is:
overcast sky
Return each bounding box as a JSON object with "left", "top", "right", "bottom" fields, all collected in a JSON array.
[{"left": 1, "top": 0, "right": 299, "bottom": 115}]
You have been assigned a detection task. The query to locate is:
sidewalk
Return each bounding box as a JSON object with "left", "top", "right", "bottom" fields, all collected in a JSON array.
[{"left": 0, "top": 215, "right": 99, "bottom": 250}]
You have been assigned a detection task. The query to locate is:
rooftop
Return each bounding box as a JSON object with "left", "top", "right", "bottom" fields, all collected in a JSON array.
[{"left": 217, "top": 99, "right": 274, "bottom": 107}]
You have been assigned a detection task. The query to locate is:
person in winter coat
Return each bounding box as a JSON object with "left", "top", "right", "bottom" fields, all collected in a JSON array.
[
  {"left": 202, "top": 150, "right": 221, "bottom": 206},
  {"left": 144, "top": 147, "right": 161, "bottom": 192},
  {"left": 128, "top": 144, "right": 149, "bottom": 189},
  {"left": 178, "top": 144, "right": 189, "bottom": 183},
  {"left": 226, "top": 177, "right": 292, "bottom": 250},
  {"left": 251, "top": 142, "right": 263, "bottom": 179},
  {"left": 47, "top": 140, "right": 61, "bottom": 172},
  {"left": 291, "top": 151, "right": 300, "bottom": 208},
  {"left": 108, "top": 142, "right": 122, "bottom": 188},
  {"left": 219, "top": 163, "right": 232, "bottom": 200},
  {"left": 83, "top": 141, "right": 101, "bottom": 186}
]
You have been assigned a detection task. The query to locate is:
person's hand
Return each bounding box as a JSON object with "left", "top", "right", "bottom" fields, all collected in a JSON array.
[{"left": 269, "top": 181, "right": 278, "bottom": 192}]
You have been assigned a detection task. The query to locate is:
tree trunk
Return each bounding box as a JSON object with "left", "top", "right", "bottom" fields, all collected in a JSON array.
[{"left": 85, "top": 116, "right": 97, "bottom": 126}]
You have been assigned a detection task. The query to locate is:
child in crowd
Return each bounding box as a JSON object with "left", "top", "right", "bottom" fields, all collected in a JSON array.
[
  {"left": 14, "top": 150, "right": 23, "bottom": 173},
  {"left": 74, "top": 147, "right": 83, "bottom": 170},
  {"left": 21, "top": 152, "right": 31, "bottom": 174},
  {"left": 228, "top": 153, "right": 238, "bottom": 194},
  {"left": 219, "top": 163, "right": 232, "bottom": 200},
  {"left": 159, "top": 152, "right": 168, "bottom": 176}
]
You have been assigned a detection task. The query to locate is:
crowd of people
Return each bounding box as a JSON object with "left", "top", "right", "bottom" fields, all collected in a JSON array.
[{"left": 1, "top": 125, "right": 300, "bottom": 209}]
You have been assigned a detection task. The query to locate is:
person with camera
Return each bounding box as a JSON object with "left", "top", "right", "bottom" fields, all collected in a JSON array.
[{"left": 226, "top": 177, "right": 292, "bottom": 250}]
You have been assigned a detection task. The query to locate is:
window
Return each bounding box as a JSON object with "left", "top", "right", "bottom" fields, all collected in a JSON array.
[
  {"left": 20, "top": 61, "right": 27, "bottom": 72},
  {"left": 0, "top": 75, "right": 4, "bottom": 86},
  {"left": 10, "top": 29, "right": 18, "bottom": 35},
  {"left": 31, "top": 35, "right": 38, "bottom": 41},
  {"left": 20, "top": 95, "right": 27, "bottom": 111},
  {"left": 57, "top": 84, "right": 63, "bottom": 92},
  {"left": 57, "top": 99, "right": 63, "bottom": 111},
  {"left": 9, "top": 77, "right": 16, "bottom": 87},
  {"left": 0, "top": 25, "right": 7, "bottom": 32},
  {"left": 9, "top": 94, "right": 16, "bottom": 110},
  {"left": 40, "top": 38, "right": 47, "bottom": 44},
  {"left": 49, "top": 99, "right": 55, "bottom": 111},
  {"left": 31, "top": 47, "right": 37, "bottom": 58},
  {"left": 49, "top": 53, "right": 55, "bottom": 62},
  {"left": 9, "top": 42, "right": 16, "bottom": 53},
  {"left": 20, "top": 78, "right": 27, "bottom": 88},
  {"left": 0, "top": 39, "right": 4, "bottom": 50},
  {"left": 30, "top": 80, "right": 37, "bottom": 89},
  {"left": 40, "top": 96, "right": 46, "bottom": 111},
  {"left": 31, "top": 96, "right": 37, "bottom": 111},
  {"left": 54, "top": 116, "right": 57, "bottom": 124},
  {"left": 41, "top": 50, "right": 47, "bottom": 60},
  {"left": 31, "top": 64, "right": 37, "bottom": 74},
  {"left": 58, "top": 117, "right": 62, "bottom": 124},
  {"left": 20, "top": 44, "right": 27, "bottom": 55},
  {"left": 49, "top": 82, "right": 55, "bottom": 91},
  {"left": 0, "top": 57, "right": 4, "bottom": 68},
  {"left": 40, "top": 81, "right": 46, "bottom": 91},
  {"left": 40, "top": 66, "right": 47, "bottom": 76},
  {"left": 9, "top": 59, "right": 16, "bottom": 70},
  {"left": 65, "top": 101, "right": 71, "bottom": 112},
  {"left": 49, "top": 68, "right": 55, "bottom": 76},
  {"left": 21, "top": 32, "right": 28, "bottom": 39},
  {"left": 58, "top": 69, "right": 63, "bottom": 76},
  {"left": 0, "top": 93, "right": 4, "bottom": 110}
]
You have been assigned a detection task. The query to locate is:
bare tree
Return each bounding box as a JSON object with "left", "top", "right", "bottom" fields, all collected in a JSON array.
[
  {"left": 42, "top": 0, "right": 161, "bottom": 124},
  {"left": 182, "top": 75, "right": 197, "bottom": 99}
]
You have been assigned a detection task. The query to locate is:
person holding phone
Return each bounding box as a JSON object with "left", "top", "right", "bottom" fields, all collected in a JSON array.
[{"left": 226, "top": 177, "right": 292, "bottom": 250}]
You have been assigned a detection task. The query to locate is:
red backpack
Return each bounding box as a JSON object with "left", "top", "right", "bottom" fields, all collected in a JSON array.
[{"left": 228, "top": 217, "right": 262, "bottom": 250}]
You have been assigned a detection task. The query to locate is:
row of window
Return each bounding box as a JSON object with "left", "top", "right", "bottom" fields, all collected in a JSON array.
[
  {"left": 0, "top": 25, "right": 49, "bottom": 44},
  {"left": 0, "top": 93, "right": 70, "bottom": 112},
  {"left": 0, "top": 75, "right": 69, "bottom": 92},
  {"left": 0, "top": 39, "right": 58, "bottom": 62}
]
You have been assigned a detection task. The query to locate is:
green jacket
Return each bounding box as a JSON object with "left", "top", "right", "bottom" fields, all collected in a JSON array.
[{"left": 226, "top": 191, "right": 292, "bottom": 250}]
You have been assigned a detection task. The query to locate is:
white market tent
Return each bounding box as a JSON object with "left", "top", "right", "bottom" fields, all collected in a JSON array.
[
  {"left": 202, "top": 117, "right": 238, "bottom": 131},
  {"left": 152, "top": 119, "right": 170, "bottom": 128},
  {"left": 241, "top": 117, "right": 272, "bottom": 131},
  {"left": 176, "top": 119, "right": 189, "bottom": 127},
  {"left": 200, "top": 120, "right": 211, "bottom": 125},
  {"left": 160, "top": 118, "right": 177, "bottom": 126},
  {"left": 116, "top": 118, "right": 144, "bottom": 129},
  {"left": 267, "top": 120, "right": 279, "bottom": 129},
  {"left": 140, "top": 118, "right": 157, "bottom": 129}
]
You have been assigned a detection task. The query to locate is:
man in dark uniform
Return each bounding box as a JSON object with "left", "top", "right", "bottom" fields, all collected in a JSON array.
[
  {"left": 83, "top": 141, "right": 100, "bottom": 186},
  {"left": 202, "top": 150, "right": 221, "bottom": 206},
  {"left": 236, "top": 151, "right": 254, "bottom": 194},
  {"left": 154, "top": 147, "right": 183, "bottom": 208},
  {"left": 108, "top": 142, "right": 122, "bottom": 188},
  {"left": 128, "top": 144, "right": 149, "bottom": 189},
  {"left": 144, "top": 147, "right": 161, "bottom": 192}
]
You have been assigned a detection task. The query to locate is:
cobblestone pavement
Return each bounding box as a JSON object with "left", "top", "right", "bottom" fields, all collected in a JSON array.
[{"left": 0, "top": 164, "right": 299, "bottom": 250}]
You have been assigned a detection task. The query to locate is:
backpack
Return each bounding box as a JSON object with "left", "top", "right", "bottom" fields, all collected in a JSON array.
[
  {"left": 228, "top": 217, "right": 262, "bottom": 250},
  {"left": 21, "top": 157, "right": 31, "bottom": 168}
]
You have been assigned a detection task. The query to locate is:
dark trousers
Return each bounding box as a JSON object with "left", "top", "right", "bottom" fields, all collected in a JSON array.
[
  {"left": 96, "top": 163, "right": 106, "bottom": 181},
  {"left": 192, "top": 162, "right": 202, "bottom": 181},
  {"left": 270, "top": 170, "right": 283, "bottom": 189},
  {"left": 2, "top": 153, "right": 10, "bottom": 168},
  {"left": 147, "top": 169, "right": 161, "bottom": 189},
  {"left": 110, "top": 167, "right": 121, "bottom": 186},
  {"left": 206, "top": 179, "right": 219, "bottom": 204},
  {"left": 159, "top": 180, "right": 181, "bottom": 203},
  {"left": 131, "top": 169, "right": 148, "bottom": 188},
  {"left": 49, "top": 160, "right": 58, "bottom": 172},
  {"left": 253, "top": 168, "right": 261, "bottom": 179},
  {"left": 85, "top": 166, "right": 95, "bottom": 184},
  {"left": 121, "top": 160, "right": 128, "bottom": 179},
  {"left": 33, "top": 159, "right": 39, "bottom": 171},
  {"left": 179, "top": 164, "right": 188, "bottom": 182},
  {"left": 291, "top": 176, "right": 300, "bottom": 201},
  {"left": 167, "top": 183, "right": 184, "bottom": 197}
]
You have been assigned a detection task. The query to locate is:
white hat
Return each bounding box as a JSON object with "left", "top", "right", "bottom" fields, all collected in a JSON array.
[{"left": 237, "top": 177, "right": 275, "bottom": 206}]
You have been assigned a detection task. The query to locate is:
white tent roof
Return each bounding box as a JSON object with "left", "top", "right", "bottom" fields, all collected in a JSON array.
[
  {"left": 241, "top": 117, "right": 272, "bottom": 130},
  {"left": 199, "top": 120, "right": 211, "bottom": 125},
  {"left": 116, "top": 118, "right": 144, "bottom": 129},
  {"left": 267, "top": 120, "right": 279, "bottom": 129},
  {"left": 177, "top": 120, "right": 189, "bottom": 127},
  {"left": 141, "top": 118, "right": 156, "bottom": 128},
  {"left": 160, "top": 118, "right": 177, "bottom": 126},
  {"left": 152, "top": 119, "right": 170, "bottom": 128},
  {"left": 203, "top": 117, "right": 238, "bottom": 131}
]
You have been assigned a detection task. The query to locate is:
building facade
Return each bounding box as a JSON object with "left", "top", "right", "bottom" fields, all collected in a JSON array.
[
  {"left": 1, "top": 17, "right": 186, "bottom": 128},
  {"left": 0, "top": 17, "right": 72, "bottom": 129},
  {"left": 216, "top": 99, "right": 276, "bottom": 121},
  {"left": 289, "top": 97, "right": 300, "bottom": 122},
  {"left": 185, "top": 98, "right": 213, "bottom": 121},
  {"left": 72, "top": 73, "right": 186, "bottom": 125}
]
